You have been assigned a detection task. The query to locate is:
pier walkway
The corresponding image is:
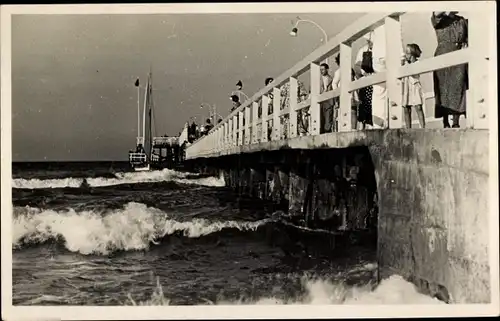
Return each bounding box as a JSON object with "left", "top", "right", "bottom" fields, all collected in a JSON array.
[{"left": 183, "top": 12, "right": 493, "bottom": 304}]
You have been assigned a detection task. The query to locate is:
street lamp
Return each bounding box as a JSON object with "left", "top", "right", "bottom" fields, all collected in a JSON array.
[
  {"left": 290, "top": 16, "right": 329, "bottom": 64},
  {"left": 200, "top": 102, "right": 219, "bottom": 123}
]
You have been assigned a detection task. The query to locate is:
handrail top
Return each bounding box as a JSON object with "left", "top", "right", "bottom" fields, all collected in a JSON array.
[{"left": 202, "top": 12, "right": 404, "bottom": 137}]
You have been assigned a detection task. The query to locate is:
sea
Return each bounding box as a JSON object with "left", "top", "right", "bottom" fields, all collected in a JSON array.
[{"left": 11, "top": 161, "right": 444, "bottom": 306}]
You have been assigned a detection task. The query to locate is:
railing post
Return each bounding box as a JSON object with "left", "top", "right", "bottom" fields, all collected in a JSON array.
[
  {"left": 244, "top": 104, "right": 251, "bottom": 145},
  {"left": 385, "top": 15, "right": 404, "bottom": 129},
  {"left": 252, "top": 101, "right": 259, "bottom": 144},
  {"left": 261, "top": 95, "right": 270, "bottom": 143},
  {"left": 232, "top": 115, "right": 238, "bottom": 146},
  {"left": 339, "top": 43, "right": 353, "bottom": 132},
  {"left": 238, "top": 109, "right": 244, "bottom": 146},
  {"left": 216, "top": 127, "right": 221, "bottom": 153},
  {"left": 227, "top": 119, "right": 232, "bottom": 149},
  {"left": 289, "top": 77, "right": 298, "bottom": 139},
  {"left": 272, "top": 88, "right": 281, "bottom": 141},
  {"left": 222, "top": 122, "right": 227, "bottom": 151},
  {"left": 467, "top": 10, "right": 489, "bottom": 129},
  {"left": 310, "top": 63, "right": 321, "bottom": 135}
]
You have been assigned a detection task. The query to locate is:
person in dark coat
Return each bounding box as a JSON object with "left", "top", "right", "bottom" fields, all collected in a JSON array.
[{"left": 431, "top": 11, "right": 468, "bottom": 128}]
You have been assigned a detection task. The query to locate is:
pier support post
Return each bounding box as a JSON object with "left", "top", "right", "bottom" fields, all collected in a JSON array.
[
  {"left": 288, "top": 153, "right": 312, "bottom": 224},
  {"left": 239, "top": 167, "right": 251, "bottom": 196},
  {"left": 249, "top": 167, "right": 266, "bottom": 199}
]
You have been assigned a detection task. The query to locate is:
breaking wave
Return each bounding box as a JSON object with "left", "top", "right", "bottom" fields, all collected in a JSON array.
[
  {"left": 12, "top": 169, "right": 225, "bottom": 189},
  {"left": 127, "top": 273, "right": 444, "bottom": 306},
  {"left": 13, "top": 202, "right": 269, "bottom": 255}
]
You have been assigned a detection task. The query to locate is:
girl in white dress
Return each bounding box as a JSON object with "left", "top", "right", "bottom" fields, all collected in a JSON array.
[{"left": 402, "top": 43, "right": 425, "bottom": 129}]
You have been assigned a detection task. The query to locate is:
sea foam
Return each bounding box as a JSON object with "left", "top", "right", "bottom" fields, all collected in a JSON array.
[
  {"left": 13, "top": 202, "right": 268, "bottom": 255},
  {"left": 12, "top": 168, "right": 225, "bottom": 189}
]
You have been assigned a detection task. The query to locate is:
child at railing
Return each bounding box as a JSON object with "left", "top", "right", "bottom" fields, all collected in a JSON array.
[{"left": 401, "top": 43, "right": 426, "bottom": 129}]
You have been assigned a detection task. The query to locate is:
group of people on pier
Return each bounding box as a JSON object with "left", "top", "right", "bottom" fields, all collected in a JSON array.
[
  {"left": 186, "top": 117, "right": 221, "bottom": 144},
  {"left": 225, "top": 11, "right": 468, "bottom": 139}
]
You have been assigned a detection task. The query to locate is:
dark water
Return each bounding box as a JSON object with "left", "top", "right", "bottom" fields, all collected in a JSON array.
[{"left": 12, "top": 162, "right": 439, "bottom": 306}]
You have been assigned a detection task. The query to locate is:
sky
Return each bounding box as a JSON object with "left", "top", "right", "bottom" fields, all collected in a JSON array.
[{"left": 11, "top": 12, "right": 447, "bottom": 161}]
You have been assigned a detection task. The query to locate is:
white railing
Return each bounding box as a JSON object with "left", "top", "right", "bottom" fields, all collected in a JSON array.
[
  {"left": 153, "top": 136, "right": 178, "bottom": 146},
  {"left": 186, "top": 12, "right": 489, "bottom": 160},
  {"left": 129, "top": 152, "right": 147, "bottom": 163}
]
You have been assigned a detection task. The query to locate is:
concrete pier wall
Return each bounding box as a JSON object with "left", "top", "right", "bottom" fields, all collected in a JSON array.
[
  {"left": 184, "top": 129, "right": 490, "bottom": 303},
  {"left": 371, "top": 129, "right": 490, "bottom": 303}
]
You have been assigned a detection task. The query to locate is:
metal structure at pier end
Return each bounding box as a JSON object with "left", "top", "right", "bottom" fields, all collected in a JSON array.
[{"left": 183, "top": 12, "right": 492, "bottom": 303}]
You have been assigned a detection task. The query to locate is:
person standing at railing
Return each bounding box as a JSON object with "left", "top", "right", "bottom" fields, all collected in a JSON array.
[
  {"left": 188, "top": 121, "right": 197, "bottom": 143},
  {"left": 353, "top": 35, "right": 375, "bottom": 129},
  {"left": 431, "top": 11, "right": 468, "bottom": 128},
  {"left": 264, "top": 77, "right": 274, "bottom": 140},
  {"left": 280, "top": 80, "right": 309, "bottom": 138},
  {"left": 402, "top": 43, "right": 426, "bottom": 129},
  {"left": 230, "top": 94, "right": 241, "bottom": 112},
  {"left": 204, "top": 118, "right": 214, "bottom": 134},
  {"left": 319, "top": 63, "right": 334, "bottom": 133},
  {"left": 332, "top": 54, "right": 359, "bottom": 130},
  {"left": 354, "top": 26, "right": 404, "bottom": 129}
]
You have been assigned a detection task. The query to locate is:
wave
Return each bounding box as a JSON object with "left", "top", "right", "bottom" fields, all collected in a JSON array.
[
  {"left": 12, "top": 169, "right": 225, "bottom": 189},
  {"left": 13, "top": 202, "right": 269, "bottom": 255},
  {"left": 127, "top": 272, "right": 444, "bottom": 306}
]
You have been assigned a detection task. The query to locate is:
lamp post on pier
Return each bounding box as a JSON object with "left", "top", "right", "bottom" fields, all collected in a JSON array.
[
  {"left": 200, "top": 102, "right": 222, "bottom": 124},
  {"left": 290, "top": 16, "right": 329, "bottom": 65}
]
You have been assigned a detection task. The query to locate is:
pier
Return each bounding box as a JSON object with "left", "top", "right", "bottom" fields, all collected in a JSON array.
[{"left": 182, "top": 12, "right": 492, "bottom": 303}]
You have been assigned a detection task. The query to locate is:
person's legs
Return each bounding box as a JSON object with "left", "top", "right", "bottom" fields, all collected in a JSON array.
[
  {"left": 333, "top": 105, "right": 339, "bottom": 132},
  {"left": 414, "top": 105, "right": 426, "bottom": 128},
  {"left": 442, "top": 109, "right": 451, "bottom": 128},
  {"left": 321, "top": 103, "right": 333, "bottom": 133},
  {"left": 452, "top": 114, "right": 460, "bottom": 128},
  {"left": 351, "top": 105, "right": 358, "bottom": 130},
  {"left": 403, "top": 106, "right": 412, "bottom": 129}
]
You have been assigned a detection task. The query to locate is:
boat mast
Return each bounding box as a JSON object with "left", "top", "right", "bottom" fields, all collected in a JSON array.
[
  {"left": 142, "top": 76, "right": 148, "bottom": 145},
  {"left": 136, "top": 78, "right": 140, "bottom": 141},
  {"left": 148, "top": 66, "right": 153, "bottom": 161}
]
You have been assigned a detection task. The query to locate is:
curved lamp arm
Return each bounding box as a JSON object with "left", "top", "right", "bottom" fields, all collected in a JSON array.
[
  {"left": 293, "top": 18, "right": 329, "bottom": 43},
  {"left": 291, "top": 18, "right": 329, "bottom": 65},
  {"left": 231, "top": 90, "right": 250, "bottom": 101}
]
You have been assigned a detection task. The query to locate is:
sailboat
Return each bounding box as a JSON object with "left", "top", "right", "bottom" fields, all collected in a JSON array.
[{"left": 128, "top": 71, "right": 154, "bottom": 172}]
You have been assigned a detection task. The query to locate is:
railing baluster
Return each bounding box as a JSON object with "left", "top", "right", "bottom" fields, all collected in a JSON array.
[
  {"left": 232, "top": 115, "right": 238, "bottom": 146},
  {"left": 261, "top": 95, "right": 270, "bottom": 143},
  {"left": 222, "top": 122, "right": 227, "bottom": 151},
  {"left": 238, "top": 110, "right": 244, "bottom": 146},
  {"left": 252, "top": 101, "right": 259, "bottom": 144},
  {"left": 228, "top": 121, "right": 231, "bottom": 149},
  {"left": 216, "top": 127, "right": 221, "bottom": 153},
  {"left": 468, "top": 11, "right": 489, "bottom": 129},
  {"left": 273, "top": 88, "right": 281, "bottom": 141},
  {"left": 339, "top": 43, "right": 353, "bottom": 132},
  {"left": 289, "top": 77, "right": 298, "bottom": 139},
  {"left": 310, "top": 63, "right": 321, "bottom": 135},
  {"left": 244, "top": 104, "right": 251, "bottom": 145},
  {"left": 385, "top": 15, "right": 404, "bottom": 129}
]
